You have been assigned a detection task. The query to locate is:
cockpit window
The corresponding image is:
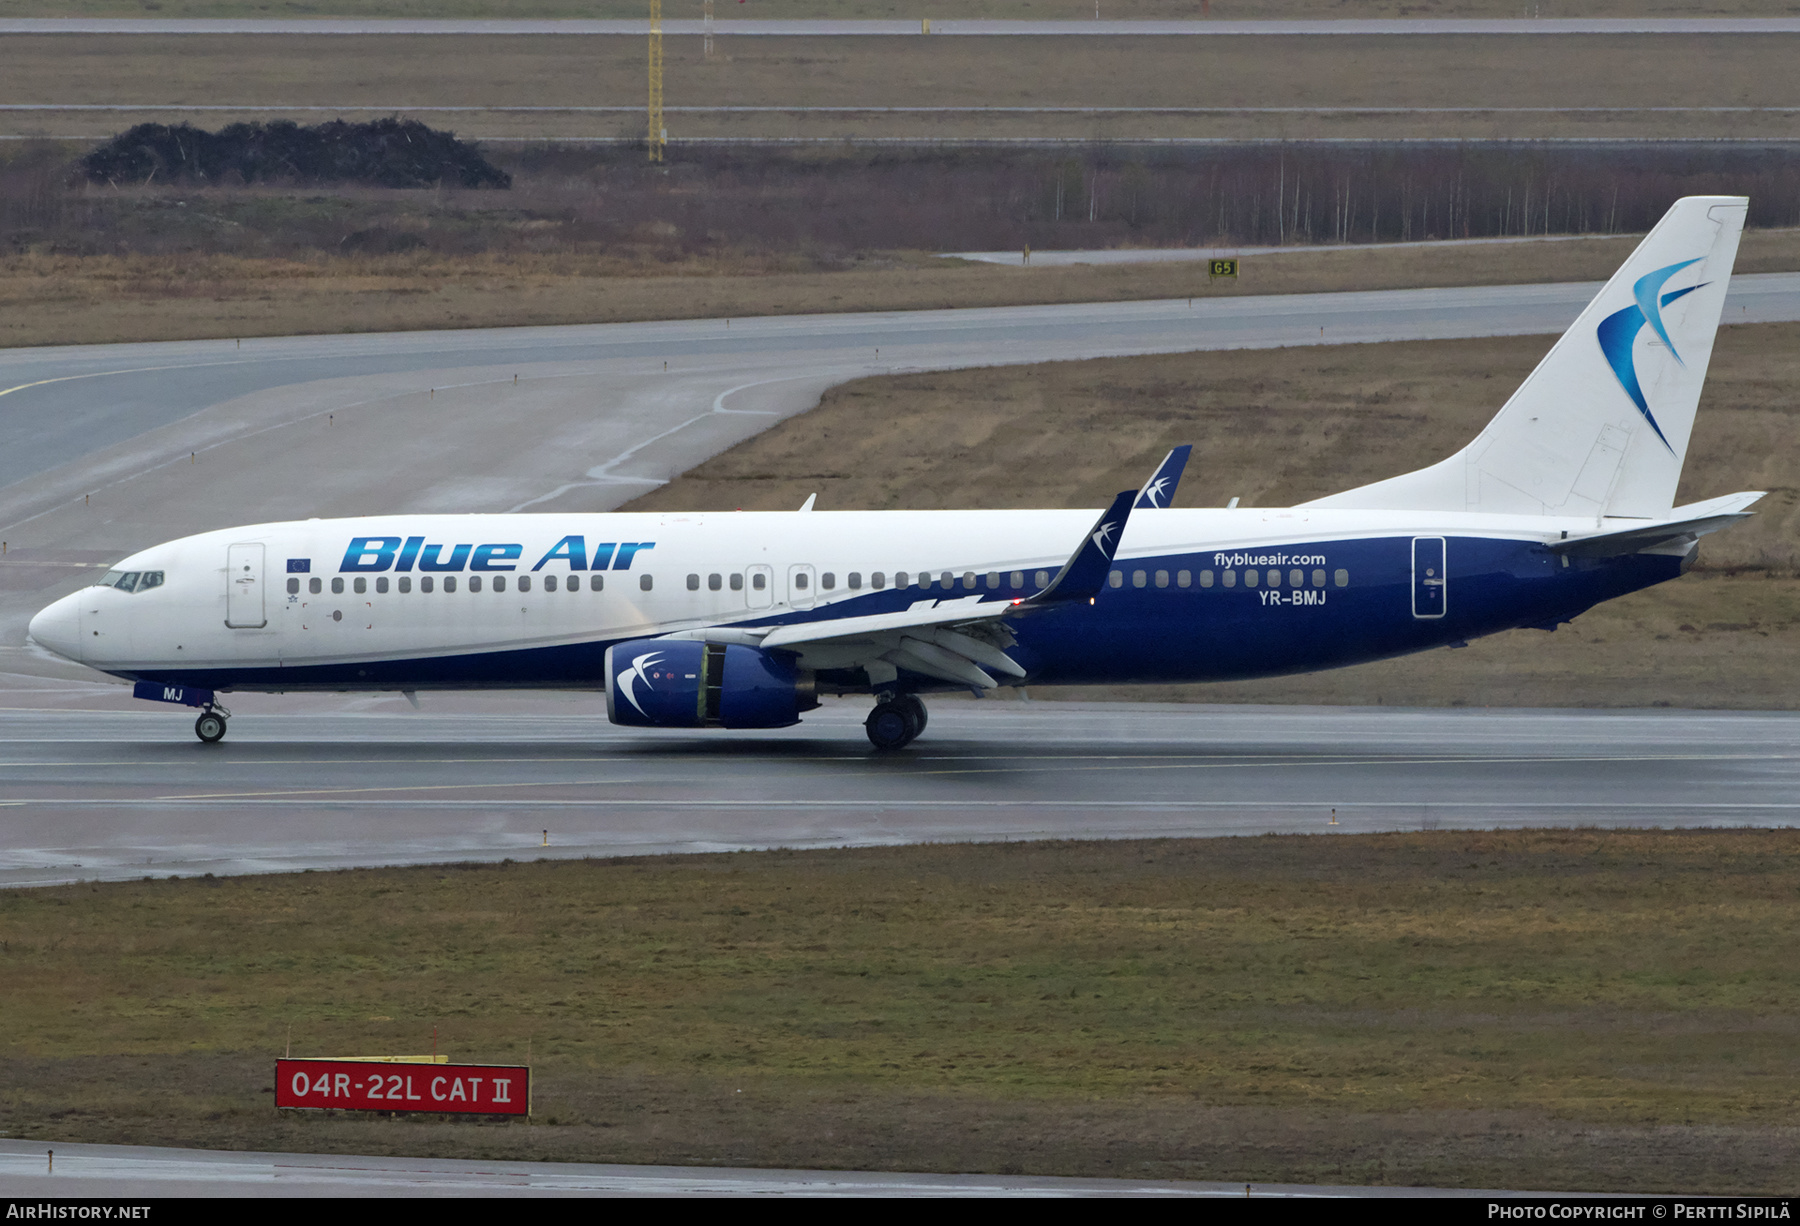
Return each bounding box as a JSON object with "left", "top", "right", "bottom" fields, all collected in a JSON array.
[{"left": 94, "top": 570, "right": 163, "bottom": 593}]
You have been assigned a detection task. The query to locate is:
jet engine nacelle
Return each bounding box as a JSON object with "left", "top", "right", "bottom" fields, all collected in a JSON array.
[{"left": 604, "top": 639, "right": 815, "bottom": 729}]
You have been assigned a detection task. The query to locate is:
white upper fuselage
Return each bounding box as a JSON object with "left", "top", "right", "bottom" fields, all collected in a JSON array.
[{"left": 31, "top": 507, "right": 1608, "bottom": 685}]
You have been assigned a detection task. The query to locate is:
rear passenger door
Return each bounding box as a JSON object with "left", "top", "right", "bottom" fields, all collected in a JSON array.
[{"left": 1412, "top": 537, "right": 1446, "bottom": 619}]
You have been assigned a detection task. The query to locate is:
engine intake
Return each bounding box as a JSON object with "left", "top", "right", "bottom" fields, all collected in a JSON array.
[{"left": 605, "top": 639, "right": 815, "bottom": 729}]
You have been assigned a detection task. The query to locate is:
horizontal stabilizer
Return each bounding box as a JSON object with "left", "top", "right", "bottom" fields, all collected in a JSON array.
[{"left": 1551, "top": 491, "right": 1763, "bottom": 557}]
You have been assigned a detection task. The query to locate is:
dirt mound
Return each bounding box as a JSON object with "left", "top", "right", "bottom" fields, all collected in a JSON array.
[{"left": 81, "top": 119, "right": 510, "bottom": 190}]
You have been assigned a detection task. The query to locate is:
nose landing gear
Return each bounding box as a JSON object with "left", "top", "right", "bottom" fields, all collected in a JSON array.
[
  {"left": 865, "top": 693, "right": 927, "bottom": 751},
  {"left": 194, "top": 704, "right": 230, "bottom": 744}
]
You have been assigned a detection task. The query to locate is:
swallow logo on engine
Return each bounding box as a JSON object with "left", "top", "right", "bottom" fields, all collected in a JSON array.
[{"left": 615, "top": 651, "right": 664, "bottom": 716}]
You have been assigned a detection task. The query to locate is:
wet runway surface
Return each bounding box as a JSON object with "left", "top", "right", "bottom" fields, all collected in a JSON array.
[
  {"left": 7, "top": 17, "right": 1800, "bottom": 35},
  {"left": 0, "top": 1139, "right": 1541, "bottom": 1198},
  {"left": 4, "top": 700, "right": 1795, "bottom": 888}
]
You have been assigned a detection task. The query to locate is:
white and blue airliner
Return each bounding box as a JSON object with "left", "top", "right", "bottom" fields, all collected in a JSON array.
[{"left": 28, "top": 196, "right": 1763, "bottom": 749}]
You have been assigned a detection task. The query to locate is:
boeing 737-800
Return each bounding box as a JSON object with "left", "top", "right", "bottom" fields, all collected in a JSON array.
[{"left": 28, "top": 196, "right": 1763, "bottom": 750}]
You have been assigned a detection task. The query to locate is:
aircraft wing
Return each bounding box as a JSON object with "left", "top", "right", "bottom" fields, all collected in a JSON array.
[
  {"left": 660, "top": 490, "right": 1139, "bottom": 689},
  {"left": 1549, "top": 491, "right": 1764, "bottom": 558}
]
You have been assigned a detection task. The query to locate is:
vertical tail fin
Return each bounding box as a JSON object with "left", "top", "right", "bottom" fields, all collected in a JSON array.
[{"left": 1305, "top": 196, "right": 1747, "bottom": 519}]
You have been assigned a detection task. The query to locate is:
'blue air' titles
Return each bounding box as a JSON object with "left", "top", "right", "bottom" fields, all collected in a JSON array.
[{"left": 339, "top": 535, "right": 654, "bottom": 574}]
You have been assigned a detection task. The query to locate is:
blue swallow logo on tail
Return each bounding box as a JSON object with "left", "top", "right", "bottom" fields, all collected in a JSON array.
[{"left": 1596, "top": 257, "right": 1709, "bottom": 453}]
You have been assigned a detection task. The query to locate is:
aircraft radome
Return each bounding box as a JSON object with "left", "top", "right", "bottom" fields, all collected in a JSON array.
[{"left": 29, "top": 196, "right": 1762, "bottom": 750}]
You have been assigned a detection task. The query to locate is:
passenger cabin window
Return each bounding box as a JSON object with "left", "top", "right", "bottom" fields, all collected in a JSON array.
[
  {"left": 1177, "top": 570, "right": 1191, "bottom": 588},
  {"left": 1200, "top": 570, "right": 1214, "bottom": 588},
  {"left": 591, "top": 574, "right": 605, "bottom": 591},
  {"left": 848, "top": 573, "right": 862, "bottom": 590},
  {"left": 287, "top": 578, "right": 300, "bottom": 595},
  {"left": 421, "top": 576, "right": 434, "bottom": 593},
  {"left": 469, "top": 576, "right": 482, "bottom": 593},
  {"left": 1035, "top": 570, "right": 1050, "bottom": 589},
  {"left": 1155, "top": 570, "right": 1169, "bottom": 589},
  {"left": 309, "top": 577, "right": 322, "bottom": 595},
  {"left": 963, "top": 572, "right": 976, "bottom": 590},
  {"left": 728, "top": 574, "right": 741, "bottom": 592},
  {"left": 752, "top": 573, "right": 766, "bottom": 591},
  {"left": 1109, "top": 570, "right": 1123, "bottom": 588},
  {"left": 332, "top": 577, "right": 344, "bottom": 595},
  {"left": 871, "top": 572, "right": 885, "bottom": 589},
  {"left": 1312, "top": 570, "right": 1326, "bottom": 588},
  {"left": 399, "top": 577, "right": 412, "bottom": 593},
  {"left": 1267, "top": 569, "right": 1281, "bottom": 587},
  {"left": 1245, "top": 570, "right": 1259, "bottom": 587},
  {"left": 1010, "top": 571, "right": 1025, "bottom": 589},
  {"left": 986, "top": 573, "right": 1000, "bottom": 589},
  {"left": 354, "top": 577, "right": 367, "bottom": 594},
  {"left": 794, "top": 573, "right": 809, "bottom": 591},
  {"left": 640, "top": 574, "right": 654, "bottom": 591},
  {"left": 492, "top": 576, "right": 504, "bottom": 593},
  {"left": 821, "top": 573, "right": 835, "bottom": 591},
  {"left": 941, "top": 571, "right": 954, "bottom": 588},
  {"left": 1290, "top": 569, "right": 1304, "bottom": 588},
  {"left": 444, "top": 576, "right": 457, "bottom": 593},
  {"left": 894, "top": 572, "right": 907, "bottom": 588},
  {"left": 376, "top": 577, "right": 389, "bottom": 593},
  {"left": 545, "top": 575, "right": 558, "bottom": 592},
  {"left": 1334, "top": 569, "right": 1349, "bottom": 588},
  {"left": 687, "top": 574, "right": 700, "bottom": 591},
  {"left": 709, "top": 573, "right": 722, "bottom": 591},
  {"left": 1132, "top": 570, "right": 1147, "bottom": 588},
  {"left": 519, "top": 576, "right": 531, "bottom": 592}
]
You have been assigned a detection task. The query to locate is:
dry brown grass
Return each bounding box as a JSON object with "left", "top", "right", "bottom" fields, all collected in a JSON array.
[
  {"left": 5, "top": 831, "right": 1799, "bottom": 1192},
  {"left": 621, "top": 323, "right": 1800, "bottom": 709},
  {"left": 3, "top": 32, "right": 1797, "bottom": 141},
  {"left": 5, "top": 229, "right": 1800, "bottom": 349}
]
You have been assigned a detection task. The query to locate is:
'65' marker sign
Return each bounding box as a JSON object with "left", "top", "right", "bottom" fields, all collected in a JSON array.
[{"left": 276, "top": 1059, "right": 530, "bottom": 1116}]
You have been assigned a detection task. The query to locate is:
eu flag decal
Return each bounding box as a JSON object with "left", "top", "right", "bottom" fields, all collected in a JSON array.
[{"left": 287, "top": 558, "right": 311, "bottom": 573}]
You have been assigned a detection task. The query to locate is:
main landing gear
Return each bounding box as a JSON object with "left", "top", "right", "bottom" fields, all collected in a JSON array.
[
  {"left": 865, "top": 694, "right": 927, "bottom": 751},
  {"left": 193, "top": 703, "right": 231, "bottom": 744}
]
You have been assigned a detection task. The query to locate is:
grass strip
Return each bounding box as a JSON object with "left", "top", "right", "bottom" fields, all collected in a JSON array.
[{"left": 2, "top": 830, "right": 1796, "bottom": 1191}]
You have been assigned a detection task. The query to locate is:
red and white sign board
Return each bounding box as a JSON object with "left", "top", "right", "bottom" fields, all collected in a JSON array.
[{"left": 275, "top": 1059, "right": 530, "bottom": 1115}]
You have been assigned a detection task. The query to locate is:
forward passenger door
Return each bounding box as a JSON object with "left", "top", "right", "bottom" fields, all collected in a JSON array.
[{"left": 225, "top": 543, "right": 267, "bottom": 628}]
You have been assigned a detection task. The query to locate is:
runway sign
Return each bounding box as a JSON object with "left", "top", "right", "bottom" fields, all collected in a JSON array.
[
  {"left": 276, "top": 1058, "right": 529, "bottom": 1115},
  {"left": 1208, "top": 258, "right": 1239, "bottom": 280}
]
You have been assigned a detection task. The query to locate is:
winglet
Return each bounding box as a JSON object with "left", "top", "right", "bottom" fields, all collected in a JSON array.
[
  {"left": 1134, "top": 445, "right": 1192, "bottom": 509},
  {"left": 797, "top": 493, "right": 817, "bottom": 512},
  {"left": 1028, "top": 490, "right": 1136, "bottom": 605}
]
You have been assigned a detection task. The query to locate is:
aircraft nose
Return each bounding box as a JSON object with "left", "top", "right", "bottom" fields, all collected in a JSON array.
[{"left": 28, "top": 590, "right": 84, "bottom": 664}]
